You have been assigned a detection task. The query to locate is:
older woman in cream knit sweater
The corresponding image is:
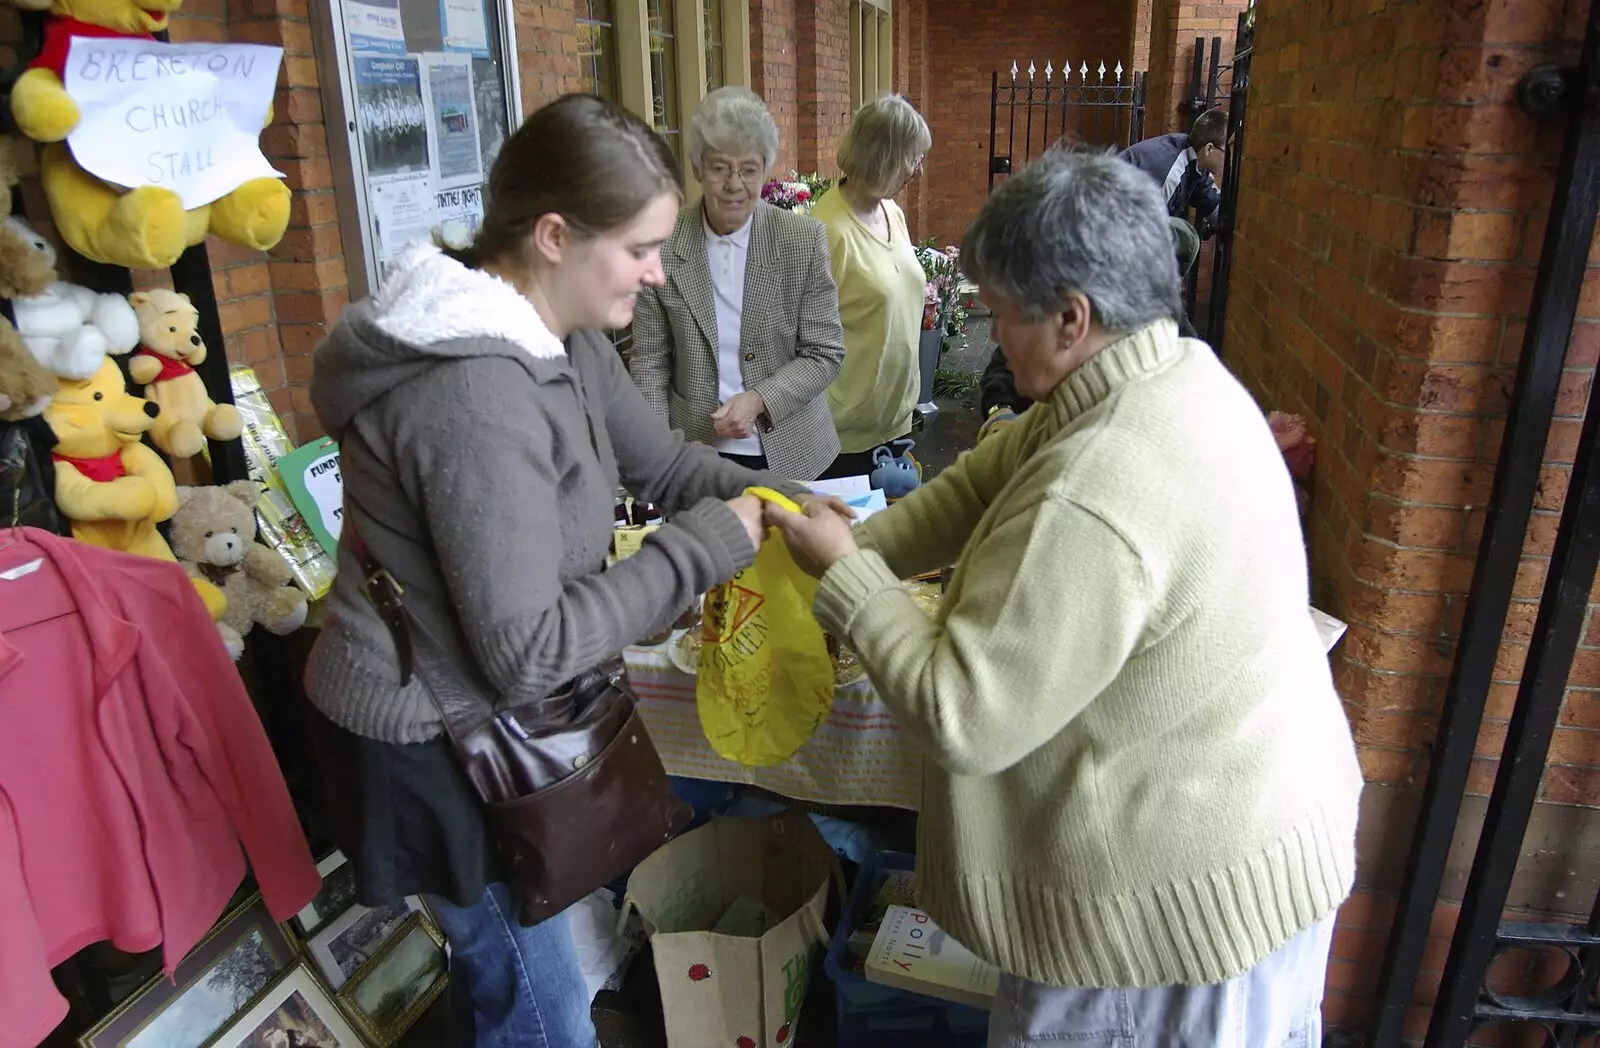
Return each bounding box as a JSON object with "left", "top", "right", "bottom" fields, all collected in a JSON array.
[{"left": 766, "top": 149, "right": 1363, "bottom": 1047}]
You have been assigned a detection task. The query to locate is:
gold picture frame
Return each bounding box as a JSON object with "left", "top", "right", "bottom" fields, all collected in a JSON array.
[
  {"left": 335, "top": 911, "right": 448, "bottom": 1046},
  {"left": 77, "top": 893, "right": 296, "bottom": 1048}
]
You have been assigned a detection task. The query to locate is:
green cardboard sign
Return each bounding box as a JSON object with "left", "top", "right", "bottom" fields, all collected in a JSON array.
[{"left": 274, "top": 437, "right": 342, "bottom": 558}]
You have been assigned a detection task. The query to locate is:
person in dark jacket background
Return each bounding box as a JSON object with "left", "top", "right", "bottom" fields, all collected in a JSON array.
[{"left": 1119, "top": 107, "right": 1228, "bottom": 227}]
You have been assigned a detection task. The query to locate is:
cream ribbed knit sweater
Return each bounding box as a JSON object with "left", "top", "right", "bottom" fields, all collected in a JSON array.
[{"left": 813, "top": 320, "right": 1363, "bottom": 988}]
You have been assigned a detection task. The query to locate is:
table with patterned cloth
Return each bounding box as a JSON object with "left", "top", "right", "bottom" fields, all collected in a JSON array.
[
  {"left": 623, "top": 606, "right": 1348, "bottom": 814},
  {"left": 623, "top": 641, "right": 924, "bottom": 811}
]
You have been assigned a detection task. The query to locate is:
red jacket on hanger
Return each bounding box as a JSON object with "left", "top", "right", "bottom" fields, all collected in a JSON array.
[{"left": 0, "top": 528, "right": 319, "bottom": 1048}]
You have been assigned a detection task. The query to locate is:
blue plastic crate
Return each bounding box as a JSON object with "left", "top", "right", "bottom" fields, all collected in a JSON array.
[{"left": 823, "top": 850, "right": 989, "bottom": 1047}]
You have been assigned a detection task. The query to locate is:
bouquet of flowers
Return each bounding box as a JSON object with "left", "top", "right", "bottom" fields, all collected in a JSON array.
[
  {"left": 760, "top": 171, "right": 835, "bottom": 216},
  {"left": 918, "top": 239, "right": 968, "bottom": 336}
]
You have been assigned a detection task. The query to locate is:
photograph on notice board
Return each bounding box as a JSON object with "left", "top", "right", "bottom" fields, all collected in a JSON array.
[
  {"left": 421, "top": 54, "right": 480, "bottom": 188},
  {"left": 355, "top": 56, "right": 429, "bottom": 177},
  {"left": 471, "top": 57, "right": 508, "bottom": 174}
]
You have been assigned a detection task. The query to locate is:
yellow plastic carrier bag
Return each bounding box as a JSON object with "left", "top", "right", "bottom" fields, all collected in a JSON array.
[{"left": 696, "top": 487, "right": 834, "bottom": 767}]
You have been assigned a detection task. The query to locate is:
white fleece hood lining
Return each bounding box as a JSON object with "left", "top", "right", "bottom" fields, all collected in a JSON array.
[{"left": 370, "top": 242, "right": 566, "bottom": 361}]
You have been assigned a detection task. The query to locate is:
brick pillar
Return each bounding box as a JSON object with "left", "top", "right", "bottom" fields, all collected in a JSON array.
[
  {"left": 752, "top": 0, "right": 801, "bottom": 173},
  {"left": 1224, "top": 0, "right": 1600, "bottom": 1034},
  {"left": 1132, "top": 0, "right": 1152, "bottom": 72},
  {"left": 1145, "top": 0, "right": 1248, "bottom": 137},
  {"left": 795, "top": 0, "right": 851, "bottom": 176},
  {"left": 898, "top": 0, "right": 929, "bottom": 240}
]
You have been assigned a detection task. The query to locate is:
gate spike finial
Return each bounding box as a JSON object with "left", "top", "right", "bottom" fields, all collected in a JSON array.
[
  {"left": 1045, "top": 60, "right": 1053, "bottom": 81},
  {"left": 1027, "top": 60, "right": 1036, "bottom": 81},
  {"left": 1080, "top": 61, "right": 1089, "bottom": 79},
  {"left": 1115, "top": 61, "right": 1124, "bottom": 83},
  {"left": 1098, "top": 60, "right": 1107, "bottom": 82},
  {"left": 1010, "top": 60, "right": 1018, "bottom": 82},
  {"left": 1062, "top": 61, "right": 1071, "bottom": 83}
]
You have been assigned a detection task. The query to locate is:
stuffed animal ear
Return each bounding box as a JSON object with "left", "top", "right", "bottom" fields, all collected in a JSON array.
[
  {"left": 226, "top": 479, "right": 262, "bottom": 508},
  {"left": 127, "top": 291, "right": 150, "bottom": 309},
  {"left": 175, "top": 486, "right": 200, "bottom": 507}
]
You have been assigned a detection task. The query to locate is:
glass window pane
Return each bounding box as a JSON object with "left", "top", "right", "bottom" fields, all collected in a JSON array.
[
  {"left": 703, "top": 0, "right": 724, "bottom": 92},
  {"left": 647, "top": 0, "right": 679, "bottom": 156},
  {"left": 577, "top": 0, "right": 618, "bottom": 99}
]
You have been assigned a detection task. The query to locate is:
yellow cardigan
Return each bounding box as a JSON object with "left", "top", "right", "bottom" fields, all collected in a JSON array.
[{"left": 814, "top": 320, "right": 1363, "bottom": 987}]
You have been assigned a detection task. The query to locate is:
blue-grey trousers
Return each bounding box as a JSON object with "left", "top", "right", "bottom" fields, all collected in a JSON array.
[{"left": 988, "top": 918, "right": 1335, "bottom": 1048}]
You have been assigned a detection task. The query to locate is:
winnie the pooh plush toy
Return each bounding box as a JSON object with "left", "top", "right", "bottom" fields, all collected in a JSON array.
[
  {"left": 170, "top": 482, "right": 308, "bottom": 658},
  {"left": 45, "top": 357, "right": 225, "bottom": 618},
  {"left": 127, "top": 288, "right": 243, "bottom": 457},
  {"left": 9, "top": 0, "right": 289, "bottom": 270}
]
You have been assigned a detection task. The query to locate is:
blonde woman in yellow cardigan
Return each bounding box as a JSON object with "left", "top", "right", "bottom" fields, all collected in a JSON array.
[
  {"left": 765, "top": 149, "right": 1362, "bottom": 1047},
  {"left": 810, "top": 93, "right": 930, "bottom": 479}
]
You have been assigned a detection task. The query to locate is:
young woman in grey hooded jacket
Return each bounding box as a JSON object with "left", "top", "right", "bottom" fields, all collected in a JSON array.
[{"left": 302, "top": 94, "right": 846, "bottom": 1047}]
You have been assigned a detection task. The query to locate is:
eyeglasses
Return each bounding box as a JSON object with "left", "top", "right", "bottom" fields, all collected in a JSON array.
[{"left": 703, "top": 162, "right": 765, "bottom": 186}]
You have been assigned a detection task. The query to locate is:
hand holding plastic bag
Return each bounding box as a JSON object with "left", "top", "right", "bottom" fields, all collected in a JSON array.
[{"left": 696, "top": 487, "right": 835, "bottom": 767}]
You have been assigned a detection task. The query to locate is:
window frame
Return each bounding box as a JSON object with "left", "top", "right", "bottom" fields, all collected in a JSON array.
[{"left": 850, "top": 0, "right": 894, "bottom": 111}]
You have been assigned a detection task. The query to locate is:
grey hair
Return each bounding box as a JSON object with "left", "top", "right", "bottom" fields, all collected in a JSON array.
[
  {"left": 687, "top": 86, "right": 780, "bottom": 172},
  {"left": 836, "top": 93, "right": 931, "bottom": 199},
  {"left": 960, "top": 148, "right": 1182, "bottom": 332}
]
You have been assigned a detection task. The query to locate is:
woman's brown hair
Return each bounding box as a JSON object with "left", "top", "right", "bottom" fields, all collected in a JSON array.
[{"left": 447, "top": 94, "right": 684, "bottom": 268}]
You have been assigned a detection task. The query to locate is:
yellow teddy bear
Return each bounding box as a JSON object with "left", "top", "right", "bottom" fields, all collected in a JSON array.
[
  {"left": 11, "top": 0, "right": 289, "bottom": 270},
  {"left": 45, "top": 357, "right": 226, "bottom": 618},
  {"left": 128, "top": 288, "right": 243, "bottom": 457}
]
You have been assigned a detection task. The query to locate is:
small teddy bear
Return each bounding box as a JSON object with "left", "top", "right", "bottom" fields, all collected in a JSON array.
[
  {"left": 11, "top": 216, "right": 141, "bottom": 379},
  {"left": 171, "top": 482, "right": 309, "bottom": 659},
  {"left": 0, "top": 323, "right": 55, "bottom": 420},
  {"left": 127, "top": 288, "right": 244, "bottom": 458}
]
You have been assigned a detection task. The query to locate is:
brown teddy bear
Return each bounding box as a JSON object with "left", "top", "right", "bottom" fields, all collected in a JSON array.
[
  {"left": 171, "top": 481, "right": 309, "bottom": 659},
  {"left": 127, "top": 288, "right": 243, "bottom": 458},
  {"left": 0, "top": 134, "right": 60, "bottom": 302},
  {"left": 0, "top": 326, "right": 55, "bottom": 420}
]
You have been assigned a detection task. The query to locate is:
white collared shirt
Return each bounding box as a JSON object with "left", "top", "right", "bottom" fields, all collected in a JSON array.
[{"left": 704, "top": 208, "right": 761, "bottom": 456}]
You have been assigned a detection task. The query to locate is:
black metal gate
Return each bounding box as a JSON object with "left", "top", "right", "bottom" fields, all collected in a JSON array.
[
  {"left": 1366, "top": 1, "right": 1600, "bottom": 1045},
  {"left": 987, "top": 60, "right": 1146, "bottom": 189},
  {"left": 1206, "top": 11, "right": 1253, "bottom": 354}
]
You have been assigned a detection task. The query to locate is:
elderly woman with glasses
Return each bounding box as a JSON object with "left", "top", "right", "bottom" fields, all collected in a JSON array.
[
  {"left": 630, "top": 86, "right": 846, "bottom": 481},
  {"left": 765, "top": 149, "right": 1362, "bottom": 1047},
  {"left": 809, "top": 93, "right": 930, "bottom": 479}
]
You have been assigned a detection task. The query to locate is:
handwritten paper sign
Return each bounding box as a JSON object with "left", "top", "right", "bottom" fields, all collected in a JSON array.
[
  {"left": 275, "top": 437, "right": 343, "bottom": 558},
  {"left": 64, "top": 39, "right": 285, "bottom": 210}
]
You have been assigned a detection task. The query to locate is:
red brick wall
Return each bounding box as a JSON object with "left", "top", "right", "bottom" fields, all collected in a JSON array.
[
  {"left": 1132, "top": 0, "right": 1152, "bottom": 72},
  {"left": 752, "top": 0, "right": 801, "bottom": 173},
  {"left": 920, "top": 0, "right": 1134, "bottom": 246},
  {"left": 1145, "top": 0, "right": 1247, "bottom": 137},
  {"left": 899, "top": 0, "right": 930, "bottom": 240},
  {"left": 1223, "top": 0, "right": 1596, "bottom": 1034},
  {"left": 795, "top": 0, "right": 852, "bottom": 175}
]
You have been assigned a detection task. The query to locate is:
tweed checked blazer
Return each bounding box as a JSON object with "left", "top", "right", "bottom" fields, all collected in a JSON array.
[{"left": 631, "top": 201, "right": 846, "bottom": 481}]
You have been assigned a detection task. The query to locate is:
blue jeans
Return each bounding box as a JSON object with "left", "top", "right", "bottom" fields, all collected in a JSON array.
[{"left": 424, "top": 882, "right": 597, "bottom": 1048}]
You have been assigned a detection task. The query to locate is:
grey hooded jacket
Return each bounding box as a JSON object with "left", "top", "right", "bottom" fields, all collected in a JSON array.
[{"left": 304, "top": 243, "right": 783, "bottom": 744}]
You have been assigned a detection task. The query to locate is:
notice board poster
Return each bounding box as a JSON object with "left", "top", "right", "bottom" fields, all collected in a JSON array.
[{"left": 421, "top": 53, "right": 481, "bottom": 189}]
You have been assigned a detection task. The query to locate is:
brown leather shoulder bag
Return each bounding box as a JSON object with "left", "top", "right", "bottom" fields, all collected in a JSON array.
[{"left": 347, "top": 516, "right": 689, "bottom": 926}]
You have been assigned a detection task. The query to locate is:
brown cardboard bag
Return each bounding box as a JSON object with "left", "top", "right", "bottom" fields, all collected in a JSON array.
[{"left": 622, "top": 810, "right": 838, "bottom": 1047}]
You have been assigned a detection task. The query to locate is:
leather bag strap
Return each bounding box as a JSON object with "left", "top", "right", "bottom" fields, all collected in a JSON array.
[{"left": 343, "top": 506, "right": 507, "bottom": 744}]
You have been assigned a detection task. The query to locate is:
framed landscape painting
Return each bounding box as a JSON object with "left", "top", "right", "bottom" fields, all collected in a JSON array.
[
  {"left": 307, "top": 895, "right": 426, "bottom": 990},
  {"left": 78, "top": 895, "right": 296, "bottom": 1048},
  {"left": 337, "top": 912, "right": 448, "bottom": 1047},
  {"left": 290, "top": 851, "right": 357, "bottom": 940},
  {"left": 206, "top": 964, "right": 363, "bottom": 1048}
]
